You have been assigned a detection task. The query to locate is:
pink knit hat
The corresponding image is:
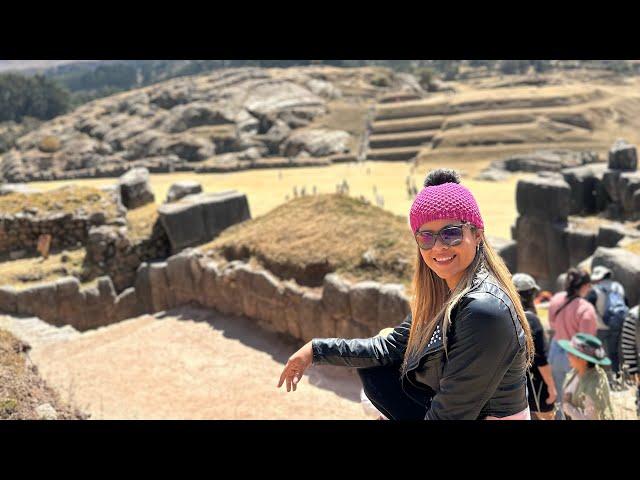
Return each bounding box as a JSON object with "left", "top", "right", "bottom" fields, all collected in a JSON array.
[{"left": 409, "top": 181, "right": 484, "bottom": 233}]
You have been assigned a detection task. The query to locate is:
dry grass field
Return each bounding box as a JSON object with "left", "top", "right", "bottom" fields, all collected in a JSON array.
[{"left": 26, "top": 160, "right": 528, "bottom": 242}]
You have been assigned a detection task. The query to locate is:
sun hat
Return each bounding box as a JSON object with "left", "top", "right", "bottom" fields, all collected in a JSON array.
[
  {"left": 512, "top": 273, "right": 541, "bottom": 293},
  {"left": 558, "top": 333, "right": 611, "bottom": 366},
  {"left": 590, "top": 265, "right": 612, "bottom": 282}
]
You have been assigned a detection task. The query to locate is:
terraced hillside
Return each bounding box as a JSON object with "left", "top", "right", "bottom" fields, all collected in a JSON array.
[{"left": 365, "top": 81, "right": 640, "bottom": 165}]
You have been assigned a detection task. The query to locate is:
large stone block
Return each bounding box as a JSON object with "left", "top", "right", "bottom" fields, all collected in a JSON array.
[
  {"left": 321, "top": 273, "right": 351, "bottom": 319},
  {"left": 148, "top": 262, "right": 175, "bottom": 312},
  {"left": 602, "top": 170, "right": 622, "bottom": 203},
  {"left": 166, "top": 252, "right": 199, "bottom": 306},
  {"left": 166, "top": 181, "right": 202, "bottom": 202},
  {"left": 349, "top": 281, "right": 382, "bottom": 329},
  {"left": 113, "top": 287, "right": 143, "bottom": 321},
  {"left": 592, "top": 247, "right": 640, "bottom": 306},
  {"left": 561, "top": 164, "right": 607, "bottom": 215},
  {"left": 515, "top": 216, "right": 569, "bottom": 291},
  {"left": 158, "top": 190, "right": 251, "bottom": 253},
  {"left": 566, "top": 227, "right": 597, "bottom": 267},
  {"left": 134, "top": 262, "right": 153, "bottom": 313},
  {"left": 608, "top": 139, "right": 638, "bottom": 171},
  {"left": 596, "top": 224, "right": 634, "bottom": 248},
  {"left": 619, "top": 172, "right": 640, "bottom": 215},
  {"left": 281, "top": 280, "right": 304, "bottom": 338},
  {"left": 199, "top": 260, "right": 222, "bottom": 310},
  {"left": 0, "top": 286, "right": 17, "bottom": 314},
  {"left": 487, "top": 236, "right": 517, "bottom": 273},
  {"left": 16, "top": 283, "right": 58, "bottom": 321},
  {"left": 118, "top": 167, "right": 155, "bottom": 209},
  {"left": 55, "top": 277, "right": 84, "bottom": 325},
  {"left": 516, "top": 176, "right": 571, "bottom": 221},
  {"left": 377, "top": 284, "right": 410, "bottom": 331},
  {"left": 297, "top": 291, "right": 325, "bottom": 341}
]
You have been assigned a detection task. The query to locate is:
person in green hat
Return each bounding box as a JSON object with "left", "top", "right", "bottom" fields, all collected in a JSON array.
[{"left": 558, "top": 333, "right": 614, "bottom": 420}]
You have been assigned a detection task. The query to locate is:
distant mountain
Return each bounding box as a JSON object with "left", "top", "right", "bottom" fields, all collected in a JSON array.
[{"left": 0, "top": 60, "right": 101, "bottom": 74}]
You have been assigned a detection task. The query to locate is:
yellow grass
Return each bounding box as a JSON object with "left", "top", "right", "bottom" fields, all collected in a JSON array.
[
  {"left": 0, "top": 248, "right": 86, "bottom": 288},
  {"left": 26, "top": 160, "right": 525, "bottom": 242},
  {"left": 0, "top": 185, "right": 119, "bottom": 218}
]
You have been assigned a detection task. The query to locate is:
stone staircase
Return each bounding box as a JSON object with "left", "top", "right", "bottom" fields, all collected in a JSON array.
[
  {"left": 365, "top": 96, "right": 443, "bottom": 162},
  {"left": 0, "top": 315, "right": 80, "bottom": 349}
]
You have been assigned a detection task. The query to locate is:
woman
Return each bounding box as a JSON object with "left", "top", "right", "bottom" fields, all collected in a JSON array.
[
  {"left": 559, "top": 333, "right": 614, "bottom": 420},
  {"left": 512, "top": 273, "right": 557, "bottom": 420},
  {"left": 277, "top": 169, "right": 534, "bottom": 420},
  {"left": 547, "top": 269, "right": 597, "bottom": 402}
]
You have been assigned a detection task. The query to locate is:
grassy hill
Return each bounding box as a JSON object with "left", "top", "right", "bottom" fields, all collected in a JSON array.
[{"left": 203, "top": 193, "right": 417, "bottom": 289}]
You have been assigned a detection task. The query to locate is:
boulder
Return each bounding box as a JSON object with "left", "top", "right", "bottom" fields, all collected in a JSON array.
[
  {"left": 0, "top": 286, "right": 17, "bottom": 314},
  {"left": 608, "top": 139, "right": 637, "bottom": 171},
  {"left": 498, "top": 150, "right": 599, "bottom": 173},
  {"left": 166, "top": 251, "right": 201, "bottom": 306},
  {"left": 15, "top": 283, "right": 57, "bottom": 320},
  {"left": 487, "top": 237, "right": 518, "bottom": 273},
  {"left": 297, "top": 291, "right": 325, "bottom": 341},
  {"left": 133, "top": 262, "right": 153, "bottom": 313},
  {"left": 516, "top": 176, "right": 571, "bottom": 221},
  {"left": 349, "top": 281, "right": 381, "bottom": 331},
  {"left": 474, "top": 168, "right": 511, "bottom": 182},
  {"left": 158, "top": 190, "right": 251, "bottom": 253},
  {"left": 619, "top": 172, "right": 640, "bottom": 215},
  {"left": 565, "top": 226, "right": 597, "bottom": 267},
  {"left": 147, "top": 133, "right": 215, "bottom": 162},
  {"left": 55, "top": 277, "right": 84, "bottom": 325},
  {"left": 280, "top": 129, "right": 351, "bottom": 158},
  {"left": 160, "top": 102, "right": 235, "bottom": 133},
  {"left": 113, "top": 287, "right": 143, "bottom": 321},
  {"left": 166, "top": 181, "right": 202, "bottom": 203},
  {"left": 118, "top": 167, "right": 155, "bottom": 209},
  {"left": 377, "top": 284, "right": 410, "bottom": 331},
  {"left": 147, "top": 261, "right": 175, "bottom": 312},
  {"left": 515, "top": 216, "right": 569, "bottom": 290},
  {"left": 561, "top": 164, "right": 607, "bottom": 215},
  {"left": 591, "top": 247, "right": 640, "bottom": 306},
  {"left": 597, "top": 224, "right": 635, "bottom": 248},
  {"left": 602, "top": 170, "right": 621, "bottom": 203}
]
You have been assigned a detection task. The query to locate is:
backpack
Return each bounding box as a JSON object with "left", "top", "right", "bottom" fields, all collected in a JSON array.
[{"left": 598, "top": 283, "right": 629, "bottom": 329}]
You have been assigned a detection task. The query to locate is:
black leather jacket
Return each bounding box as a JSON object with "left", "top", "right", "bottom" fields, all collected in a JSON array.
[{"left": 312, "top": 270, "right": 529, "bottom": 420}]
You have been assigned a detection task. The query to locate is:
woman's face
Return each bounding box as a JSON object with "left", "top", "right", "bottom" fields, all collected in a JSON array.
[
  {"left": 417, "top": 218, "right": 482, "bottom": 290},
  {"left": 567, "top": 352, "right": 587, "bottom": 371}
]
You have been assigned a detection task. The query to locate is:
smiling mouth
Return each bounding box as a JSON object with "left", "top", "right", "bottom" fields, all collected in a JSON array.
[{"left": 433, "top": 255, "right": 456, "bottom": 265}]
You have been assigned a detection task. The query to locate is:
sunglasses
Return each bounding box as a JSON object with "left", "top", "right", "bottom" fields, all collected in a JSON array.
[{"left": 414, "top": 223, "right": 471, "bottom": 250}]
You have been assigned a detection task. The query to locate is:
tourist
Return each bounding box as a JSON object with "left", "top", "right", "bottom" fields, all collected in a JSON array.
[
  {"left": 512, "top": 273, "right": 557, "bottom": 420},
  {"left": 621, "top": 303, "right": 639, "bottom": 418},
  {"left": 278, "top": 168, "right": 534, "bottom": 420},
  {"left": 586, "top": 266, "right": 629, "bottom": 378},
  {"left": 558, "top": 333, "right": 614, "bottom": 420},
  {"left": 547, "top": 268, "right": 597, "bottom": 402}
]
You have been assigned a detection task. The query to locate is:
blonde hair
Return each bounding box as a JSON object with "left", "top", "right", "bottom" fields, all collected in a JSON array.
[{"left": 401, "top": 227, "right": 534, "bottom": 376}]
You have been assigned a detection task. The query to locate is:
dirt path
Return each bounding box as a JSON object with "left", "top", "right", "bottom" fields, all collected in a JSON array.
[{"left": 22, "top": 307, "right": 369, "bottom": 420}]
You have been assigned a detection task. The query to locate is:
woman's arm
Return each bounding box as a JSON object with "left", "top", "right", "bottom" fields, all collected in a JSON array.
[
  {"left": 424, "top": 294, "right": 518, "bottom": 420},
  {"left": 537, "top": 364, "right": 557, "bottom": 405},
  {"left": 311, "top": 313, "right": 412, "bottom": 368}
]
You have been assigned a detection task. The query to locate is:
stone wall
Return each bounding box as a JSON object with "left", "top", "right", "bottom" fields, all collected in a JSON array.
[
  {"left": 0, "top": 211, "right": 106, "bottom": 259},
  {"left": 0, "top": 250, "right": 412, "bottom": 341},
  {"left": 81, "top": 222, "right": 171, "bottom": 292}
]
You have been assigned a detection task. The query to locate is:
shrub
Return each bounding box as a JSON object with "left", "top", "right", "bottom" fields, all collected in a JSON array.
[{"left": 39, "top": 135, "right": 61, "bottom": 153}]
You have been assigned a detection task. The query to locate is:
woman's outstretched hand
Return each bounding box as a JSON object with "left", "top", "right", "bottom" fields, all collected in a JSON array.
[{"left": 278, "top": 341, "right": 313, "bottom": 392}]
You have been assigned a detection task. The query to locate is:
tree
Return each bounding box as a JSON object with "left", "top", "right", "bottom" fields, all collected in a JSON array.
[{"left": 0, "top": 74, "right": 70, "bottom": 122}]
